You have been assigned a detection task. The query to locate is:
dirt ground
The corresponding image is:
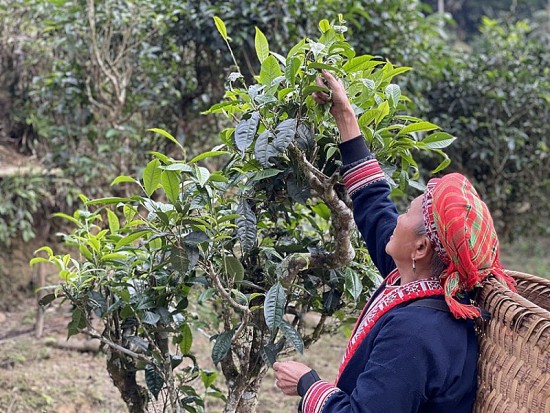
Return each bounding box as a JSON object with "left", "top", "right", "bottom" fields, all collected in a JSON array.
[{"left": 0, "top": 298, "right": 345, "bottom": 413}]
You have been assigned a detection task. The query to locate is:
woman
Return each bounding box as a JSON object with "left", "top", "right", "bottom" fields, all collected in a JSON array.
[{"left": 273, "top": 71, "right": 516, "bottom": 413}]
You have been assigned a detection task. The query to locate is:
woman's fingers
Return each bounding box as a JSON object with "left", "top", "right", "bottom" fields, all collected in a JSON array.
[
  {"left": 273, "top": 361, "right": 313, "bottom": 396},
  {"left": 312, "top": 91, "right": 330, "bottom": 104}
]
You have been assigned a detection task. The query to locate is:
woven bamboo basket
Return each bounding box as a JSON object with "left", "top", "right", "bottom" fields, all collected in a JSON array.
[{"left": 473, "top": 270, "right": 550, "bottom": 413}]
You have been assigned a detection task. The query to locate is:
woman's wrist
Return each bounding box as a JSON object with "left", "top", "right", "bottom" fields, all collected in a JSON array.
[
  {"left": 333, "top": 107, "right": 360, "bottom": 142},
  {"left": 297, "top": 369, "right": 321, "bottom": 397}
]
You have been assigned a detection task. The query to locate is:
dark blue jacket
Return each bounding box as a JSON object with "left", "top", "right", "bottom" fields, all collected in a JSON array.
[{"left": 298, "top": 136, "right": 478, "bottom": 413}]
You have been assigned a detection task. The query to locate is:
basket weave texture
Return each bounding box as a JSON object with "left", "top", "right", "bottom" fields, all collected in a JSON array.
[{"left": 473, "top": 270, "right": 550, "bottom": 413}]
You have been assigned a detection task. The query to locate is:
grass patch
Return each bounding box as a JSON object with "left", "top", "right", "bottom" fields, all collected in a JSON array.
[{"left": 500, "top": 237, "right": 550, "bottom": 279}]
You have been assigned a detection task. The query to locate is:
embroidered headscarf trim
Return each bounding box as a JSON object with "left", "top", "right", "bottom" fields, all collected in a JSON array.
[{"left": 422, "top": 173, "right": 516, "bottom": 319}]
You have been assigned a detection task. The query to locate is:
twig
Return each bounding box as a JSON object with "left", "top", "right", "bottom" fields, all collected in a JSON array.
[
  {"left": 85, "top": 327, "right": 150, "bottom": 363},
  {"left": 206, "top": 262, "right": 251, "bottom": 313}
]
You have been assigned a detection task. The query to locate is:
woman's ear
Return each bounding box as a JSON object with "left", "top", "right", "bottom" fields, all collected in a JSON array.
[{"left": 412, "top": 236, "right": 431, "bottom": 261}]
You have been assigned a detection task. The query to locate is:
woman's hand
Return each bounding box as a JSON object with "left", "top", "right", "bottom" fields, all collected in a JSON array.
[
  {"left": 273, "top": 361, "right": 313, "bottom": 396},
  {"left": 312, "top": 70, "right": 360, "bottom": 142}
]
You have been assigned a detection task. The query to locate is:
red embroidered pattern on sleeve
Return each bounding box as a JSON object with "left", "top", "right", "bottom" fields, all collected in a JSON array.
[
  {"left": 303, "top": 381, "right": 341, "bottom": 413},
  {"left": 342, "top": 159, "right": 385, "bottom": 197}
]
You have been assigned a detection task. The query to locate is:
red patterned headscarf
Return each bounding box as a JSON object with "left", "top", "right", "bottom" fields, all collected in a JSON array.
[{"left": 422, "top": 173, "right": 516, "bottom": 319}]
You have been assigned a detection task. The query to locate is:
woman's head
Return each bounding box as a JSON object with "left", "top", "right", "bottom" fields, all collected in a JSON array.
[{"left": 421, "top": 173, "right": 516, "bottom": 318}]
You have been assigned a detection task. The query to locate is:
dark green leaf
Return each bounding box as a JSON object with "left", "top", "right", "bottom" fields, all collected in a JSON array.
[
  {"left": 296, "top": 124, "right": 314, "bottom": 152},
  {"left": 88, "top": 291, "right": 108, "bottom": 317},
  {"left": 264, "top": 282, "right": 286, "bottom": 337},
  {"left": 273, "top": 119, "right": 296, "bottom": 152},
  {"left": 235, "top": 112, "right": 260, "bottom": 154},
  {"left": 287, "top": 174, "right": 311, "bottom": 205},
  {"left": 323, "top": 289, "right": 341, "bottom": 315},
  {"left": 211, "top": 330, "right": 234, "bottom": 364},
  {"left": 344, "top": 270, "right": 362, "bottom": 301},
  {"left": 184, "top": 231, "right": 210, "bottom": 245},
  {"left": 142, "top": 311, "right": 161, "bottom": 325},
  {"left": 67, "top": 308, "right": 86, "bottom": 338},
  {"left": 254, "top": 131, "right": 278, "bottom": 167},
  {"left": 127, "top": 336, "right": 149, "bottom": 353},
  {"left": 39, "top": 293, "right": 58, "bottom": 306},
  {"left": 170, "top": 244, "right": 199, "bottom": 273},
  {"left": 302, "top": 85, "right": 330, "bottom": 95},
  {"left": 279, "top": 320, "right": 304, "bottom": 354},
  {"left": 251, "top": 168, "right": 282, "bottom": 181},
  {"left": 145, "top": 364, "right": 164, "bottom": 400},
  {"left": 236, "top": 199, "right": 257, "bottom": 253},
  {"left": 260, "top": 341, "right": 283, "bottom": 367}
]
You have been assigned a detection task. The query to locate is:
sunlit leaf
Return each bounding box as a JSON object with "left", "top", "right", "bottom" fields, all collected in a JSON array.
[
  {"left": 114, "top": 230, "right": 149, "bottom": 250},
  {"left": 143, "top": 159, "right": 162, "bottom": 197},
  {"left": 194, "top": 166, "right": 210, "bottom": 187},
  {"left": 343, "top": 55, "right": 377, "bottom": 72},
  {"left": 259, "top": 56, "right": 283, "bottom": 87},
  {"left": 397, "top": 121, "right": 440, "bottom": 136},
  {"left": 213, "top": 16, "right": 228, "bottom": 41},
  {"left": 110, "top": 175, "right": 138, "bottom": 186},
  {"left": 255, "top": 27, "right": 269, "bottom": 63},
  {"left": 148, "top": 128, "right": 183, "bottom": 151},
  {"left": 189, "top": 151, "right": 229, "bottom": 164},
  {"left": 180, "top": 324, "right": 193, "bottom": 354},
  {"left": 285, "top": 57, "right": 301, "bottom": 86},
  {"left": 385, "top": 84, "right": 401, "bottom": 108},
  {"left": 161, "top": 170, "right": 180, "bottom": 204},
  {"left": 52, "top": 212, "right": 80, "bottom": 226},
  {"left": 107, "top": 209, "right": 120, "bottom": 234},
  {"left": 421, "top": 132, "right": 456, "bottom": 149}
]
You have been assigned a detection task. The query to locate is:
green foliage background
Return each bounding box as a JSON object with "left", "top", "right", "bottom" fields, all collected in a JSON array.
[{"left": 1, "top": 0, "right": 548, "bottom": 251}]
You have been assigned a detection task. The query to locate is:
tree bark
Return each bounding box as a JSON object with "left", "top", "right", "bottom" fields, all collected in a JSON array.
[{"left": 106, "top": 350, "right": 149, "bottom": 413}]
